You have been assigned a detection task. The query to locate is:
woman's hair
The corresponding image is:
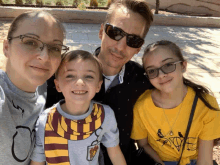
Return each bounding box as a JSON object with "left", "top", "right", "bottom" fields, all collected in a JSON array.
[
  {"left": 106, "top": 0, "right": 153, "bottom": 37},
  {"left": 7, "top": 11, "right": 66, "bottom": 42},
  {"left": 143, "top": 40, "right": 218, "bottom": 111},
  {"left": 55, "top": 50, "right": 103, "bottom": 81}
]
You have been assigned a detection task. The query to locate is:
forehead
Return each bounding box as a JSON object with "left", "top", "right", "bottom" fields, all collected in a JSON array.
[
  {"left": 109, "top": 7, "right": 146, "bottom": 37},
  {"left": 145, "top": 46, "right": 178, "bottom": 62},
  {"left": 14, "top": 15, "right": 64, "bottom": 42}
]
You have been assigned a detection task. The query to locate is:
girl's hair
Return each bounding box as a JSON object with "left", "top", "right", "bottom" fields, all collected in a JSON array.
[
  {"left": 55, "top": 50, "right": 103, "bottom": 81},
  {"left": 143, "top": 40, "right": 218, "bottom": 111},
  {"left": 7, "top": 11, "right": 66, "bottom": 42}
]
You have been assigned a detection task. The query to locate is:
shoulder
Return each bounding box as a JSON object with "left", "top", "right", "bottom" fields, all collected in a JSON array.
[
  {"left": 126, "top": 60, "right": 145, "bottom": 73},
  {"left": 92, "top": 100, "right": 115, "bottom": 116},
  {"left": 136, "top": 89, "right": 152, "bottom": 103}
]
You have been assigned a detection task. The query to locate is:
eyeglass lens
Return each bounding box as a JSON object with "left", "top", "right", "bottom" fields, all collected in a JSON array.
[
  {"left": 20, "top": 36, "right": 67, "bottom": 57},
  {"left": 105, "top": 23, "right": 144, "bottom": 48},
  {"left": 146, "top": 63, "right": 177, "bottom": 79}
]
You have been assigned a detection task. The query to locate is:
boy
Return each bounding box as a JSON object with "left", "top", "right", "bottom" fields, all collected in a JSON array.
[{"left": 30, "top": 50, "right": 126, "bottom": 165}]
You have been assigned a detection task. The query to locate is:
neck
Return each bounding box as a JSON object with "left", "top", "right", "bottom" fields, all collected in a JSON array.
[
  {"left": 61, "top": 100, "right": 91, "bottom": 116},
  {"left": 154, "top": 83, "right": 188, "bottom": 109},
  {"left": 6, "top": 64, "right": 37, "bottom": 93}
]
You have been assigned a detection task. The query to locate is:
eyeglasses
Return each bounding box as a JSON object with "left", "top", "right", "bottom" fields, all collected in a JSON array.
[
  {"left": 144, "top": 61, "right": 182, "bottom": 79},
  {"left": 8, "top": 35, "right": 69, "bottom": 57},
  {"left": 104, "top": 23, "right": 144, "bottom": 48}
]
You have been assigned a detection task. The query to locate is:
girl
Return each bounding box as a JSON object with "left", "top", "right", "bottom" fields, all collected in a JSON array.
[
  {"left": 0, "top": 11, "right": 68, "bottom": 164},
  {"left": 131, "top": 40, "right": 220, "bottom": 165}
]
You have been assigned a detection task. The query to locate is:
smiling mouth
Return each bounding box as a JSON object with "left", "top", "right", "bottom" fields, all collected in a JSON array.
[
  {"left": 72, "top": 91, "right": 88, "bottom": 94},
  {"left": 30, "top": 66, "right": 49, "bottom": 72},
  {"left": 160, "top": 79, "right": 172, "bottom": 85}
]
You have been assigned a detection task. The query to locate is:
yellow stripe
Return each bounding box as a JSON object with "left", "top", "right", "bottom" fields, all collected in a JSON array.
[
  {"left": 61, "top": 116, "right": 68, "bottom": 132},
  {"left": 85, "top": 114, "right": 92, "bottom": 123},
  {"left": 83, "top": 123, "right": 90, "bottom": 133},
  {"left": 70, "top": 120, "right": 78, "bottom": 132},
  {"left": 95, "top": 117, "right": 101, "bottom": 129},
  {"left": 57, "top": 121, "right": 65, "bottom": 137},
  {"left": 45, "top": 137, "right": 68, "bottom": 144},
  {"left": 83, "top": 134, "right": 90, "bottom": 139},
  {"left": 45, "top": 123, "right": 52, "bottom": 131},
  {"left": 96, "top": 106, "right": 102, "bottom": 118},
  {"left": 70, "top": 134, "right": 77, "bottom": 140},
  {"left": 45, "top": 150, "right": 69, "bottom": 157},
  {"left": 93, "top": 104, "right": 98, "bottom": 115},
  {"left": 47, "top": 162, "right": 70, "bottom": 165}
]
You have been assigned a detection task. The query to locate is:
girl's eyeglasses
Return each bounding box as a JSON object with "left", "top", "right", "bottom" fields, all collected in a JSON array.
[
  {"left": 104, "top": 23, "right": 144, "bottom": 48},
  {"left": 8, "top": 35, "right": 69, "bottom": 57},
  {"left": 144, "top": 61, "right": 183, "bottom": 79}
]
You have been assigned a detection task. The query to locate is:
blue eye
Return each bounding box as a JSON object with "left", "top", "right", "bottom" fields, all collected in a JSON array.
[
  {"left": 85, "top": 75, "right": 94, "bottom": 79},
  {"left": 66, "top": 75, "right": 75, "bottom": 79}
]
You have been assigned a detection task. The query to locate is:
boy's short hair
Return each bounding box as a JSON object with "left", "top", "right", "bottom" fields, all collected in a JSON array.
[{"left": 55, "top": 50, "right": 103, "bottom": 81}]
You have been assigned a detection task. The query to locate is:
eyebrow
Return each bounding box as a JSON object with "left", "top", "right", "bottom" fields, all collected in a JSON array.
[
  {"left": 145, "top": 58, "right": 174, "bottom": 70},
  {"left": 24, "top": 33, "right": 63, "bottom": 44},
  {"left": 66, "top": 69, "right": 96, "bottom": 73}
]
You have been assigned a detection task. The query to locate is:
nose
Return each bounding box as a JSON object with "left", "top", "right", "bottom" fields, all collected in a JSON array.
[
  {"left": 158, "top": 69, "right": 167, "bottom": 78},
  {"left": 75, "top": 78, "right": 85, "bottom": 86},
  {"left": 116, "top": 36, "right": 127, "bottom": 51},
  {"left": 37, "top": 44, "right": 50, "bottom": 61}
]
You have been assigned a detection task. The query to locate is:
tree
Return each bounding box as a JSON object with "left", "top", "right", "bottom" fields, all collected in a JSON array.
[
  {"left": 155, "top": 0, "right": 160, "bottom": 14},
  {"left": 36, "top": 0, "right": 43, "bottom": 6},
  {"left": 90, "top": 0, "right": 98, "bottom": 7},
  {"left": 15, "top": 0, "right": 23, "bottom": 5}
]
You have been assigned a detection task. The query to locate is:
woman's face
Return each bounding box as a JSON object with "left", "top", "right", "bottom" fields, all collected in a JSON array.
[
  {"left": 3, "top": 15, "right": 64, "bottom": 92},
  {"left": 143, "top": 46, "right": 187, "bottom": 94}
]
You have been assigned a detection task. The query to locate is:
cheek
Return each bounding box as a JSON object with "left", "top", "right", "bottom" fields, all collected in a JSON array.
[{"left": 51, "top": 58, "right": 61, "bottom": 72}]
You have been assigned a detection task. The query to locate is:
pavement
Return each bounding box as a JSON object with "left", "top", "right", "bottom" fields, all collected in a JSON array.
[{"left": 0, "top": 21, "right": 219, "bottom": 106}]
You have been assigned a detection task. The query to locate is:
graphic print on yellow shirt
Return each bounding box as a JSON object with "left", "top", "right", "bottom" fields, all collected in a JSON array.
[
  {"left": 131, "top": 87, "right": 220, "bottom": 165},
  {"left": 44, "top": 103, "right": 105, "bottom": 164}
]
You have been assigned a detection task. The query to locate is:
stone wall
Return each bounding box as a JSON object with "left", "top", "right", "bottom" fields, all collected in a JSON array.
[{"left": 147, "top": 0, "right": 220, "bottom": 17}]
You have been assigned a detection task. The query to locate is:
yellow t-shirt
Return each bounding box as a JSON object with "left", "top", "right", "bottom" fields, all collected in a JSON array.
[{"left": 131, "top": 87, "right": 220, "bottom": 165}]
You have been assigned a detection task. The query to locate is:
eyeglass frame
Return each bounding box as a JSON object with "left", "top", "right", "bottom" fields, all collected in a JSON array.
[
  {"left": 104, "top": 23, "right": 145, "bottom": 48},
  {"left": 8, "top": 34, "right": 69, "bottom": 56},
  {"left": 144, "top": 61, "right": 183, "bottom": 79}
]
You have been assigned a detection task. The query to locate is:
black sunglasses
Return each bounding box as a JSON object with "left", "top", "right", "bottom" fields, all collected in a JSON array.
[{"left": 104, "top": 23, "right": 144, "bottom": 48}]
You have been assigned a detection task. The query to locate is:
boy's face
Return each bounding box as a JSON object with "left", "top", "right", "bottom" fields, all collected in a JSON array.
[{"left": 54, "top": 58, "right": 102, "bottom": 106}]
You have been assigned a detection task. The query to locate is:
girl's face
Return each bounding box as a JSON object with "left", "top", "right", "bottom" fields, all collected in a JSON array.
[
  {"left": 143, "top": 46, "right": 187, "bottom": 94},
  {"left": 3, "top": 16, "right": 64, "bottom": 92}
]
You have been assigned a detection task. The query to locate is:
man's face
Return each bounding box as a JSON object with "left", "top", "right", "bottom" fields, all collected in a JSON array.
[{"left": 98, "top": 7, "right": 147, "bottom": 74}]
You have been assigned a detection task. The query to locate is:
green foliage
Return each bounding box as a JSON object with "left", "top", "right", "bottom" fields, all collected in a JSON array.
[
  {"left": 36, "top": 0, "right": 43, "bottom": 5},
  {"left": 97, "top": 0, "right": 106, "bottom": 7},
  {"left": 56, "top": 0, "right": 63, "bottom": 6},
  {"left": 78, "top": 2, "right": 86, "bottom": 10},
  {"left": 15, "top": 0, "right": 23, "bottom": 4},
  {"left": 25, "top": 0, "right": 33, "bottom": 4},
  {"left": 90, "top": 0, "right": 98, "bottom": 7}
]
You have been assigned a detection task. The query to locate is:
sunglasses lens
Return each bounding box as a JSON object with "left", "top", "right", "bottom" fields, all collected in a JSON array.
[
  {"left": 105, "top": 24, "right": 123, "bottom": 41},
  {"left": 105, "top": 23, "right": 144, "bottom": 48},
  {"left": 127, "top": 35, "right": 144, "bottom": 48}
]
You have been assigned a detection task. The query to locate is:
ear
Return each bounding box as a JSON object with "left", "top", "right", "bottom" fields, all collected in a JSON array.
[
  {"left": 54, "top": 79, "right": 62, "bottom": 93},
  {"left": 96, "top": 80, "right": 103, "bottom": 93},
  {"left": 3, "top": 40, "right": 9, "bottom": 58},
  {"left": 99, "top": 24, "right": 104, "bottom": 40},
  {"left": 182, "top": 61, "right": 187, "bottom": 73}
]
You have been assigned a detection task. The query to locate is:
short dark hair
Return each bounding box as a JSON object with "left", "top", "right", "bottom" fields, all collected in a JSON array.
[
  {"left": 55, "top": 50, "right": 103, "bottom": 81},
  {"left": 106, "top": 0, "right": 153, "bottom": 37},
  {"left": 7, "top": 11, "right": 66, "bottom": 42}
]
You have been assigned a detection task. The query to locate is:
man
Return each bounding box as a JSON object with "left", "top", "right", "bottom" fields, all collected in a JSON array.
[
  {"left": 93, "top": 0, "right": 154, "bottom": 164},
  {"left": 46, "top": 0, "right": 154, "bottom": 164}
]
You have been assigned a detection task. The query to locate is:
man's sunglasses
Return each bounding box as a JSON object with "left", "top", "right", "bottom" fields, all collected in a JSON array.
[{"left": 104, "top": 23, "right": 144, "bottom": 48}]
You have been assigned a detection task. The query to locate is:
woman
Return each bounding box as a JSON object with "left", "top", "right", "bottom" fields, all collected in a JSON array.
[{"left": 0, "top": 11, "right": 69, "bottom": 164}]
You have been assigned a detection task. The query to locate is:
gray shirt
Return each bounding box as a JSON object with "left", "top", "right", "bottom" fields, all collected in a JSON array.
[
  {"left": 31, "top": 100, "right": 119, "bottom": 165},
  {"left": 0, "top": 70, "right": 46, "bottom": 165}
]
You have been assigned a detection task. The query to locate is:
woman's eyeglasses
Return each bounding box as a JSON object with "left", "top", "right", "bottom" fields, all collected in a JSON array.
[
  {"left": 104, "top": 23, "right": 144, "bottom": 48},
  {"left": 8, "top": 35, "right": 69, "bottom": 57},
  {"left": 144, "top": 61, "right": 183, "bottom": 79}
]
